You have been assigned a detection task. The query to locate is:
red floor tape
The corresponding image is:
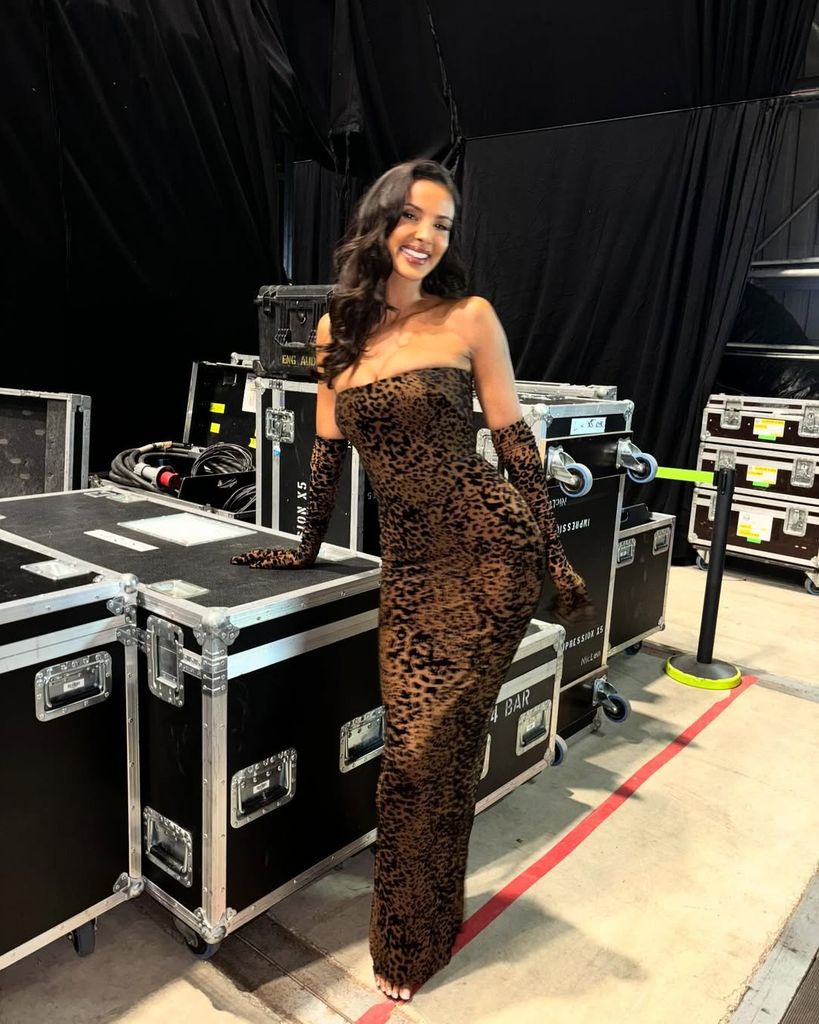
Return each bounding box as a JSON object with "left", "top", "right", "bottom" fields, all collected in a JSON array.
[{"left": 355, "top": 675, "right": 757, "bottom": 1022}]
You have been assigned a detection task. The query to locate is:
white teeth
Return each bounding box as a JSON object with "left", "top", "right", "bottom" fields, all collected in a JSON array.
[{"left": 401, "top": 246, "right": 429, "bottom": 260}]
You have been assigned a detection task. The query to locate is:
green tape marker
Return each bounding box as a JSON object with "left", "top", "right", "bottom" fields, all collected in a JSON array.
[
  {"left": 752, "top": 482, "right": 769, "bottom": 488},
  {"left": 746, "top": 538, "right": 762, "bottom": 544},
  {"left": 758, "top": 434, "right": 777, "bottom": 442},
  {"left": 656, "top": 467, "right": 715, "bottom": 484}
]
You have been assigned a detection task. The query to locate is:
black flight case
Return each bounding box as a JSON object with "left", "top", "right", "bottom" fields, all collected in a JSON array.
[
  {"left": 0, "top": 533, "right": 141, "bottom": 970},
  {"left": 0, "top": 484, "right": 382, "bottom": 957}
]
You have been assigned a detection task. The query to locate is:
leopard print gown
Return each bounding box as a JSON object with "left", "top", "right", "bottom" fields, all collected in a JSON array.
[{"left": 334, "top": 365, "right": 546, "bottom": 990}]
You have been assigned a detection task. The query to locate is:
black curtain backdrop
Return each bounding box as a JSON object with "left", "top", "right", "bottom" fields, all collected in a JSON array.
[
  {"left": 1, "top": 0, "right": 306, "bottom": 469},
  {"left": 461, "top": 99, "right": 789, "bottom": 551},
  {"left": 291, "top": 160, "right": 364, "bottom": 284}
]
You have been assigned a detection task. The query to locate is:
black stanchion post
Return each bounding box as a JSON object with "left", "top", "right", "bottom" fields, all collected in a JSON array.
[
  {"left": 665, "top": 466, "right": 741, "bottom": 690},
  {"left": 696, "top": 467, "right": 735, "bottom": 665}
]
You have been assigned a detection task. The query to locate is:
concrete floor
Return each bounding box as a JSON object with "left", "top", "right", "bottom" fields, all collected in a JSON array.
[{"left": 1, "top": 558, "right": 817, "bottom": 1024}]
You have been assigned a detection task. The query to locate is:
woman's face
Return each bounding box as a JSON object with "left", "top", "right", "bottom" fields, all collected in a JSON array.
[{"left": 386, "top": 179, "right": 455, "bottom": 282}]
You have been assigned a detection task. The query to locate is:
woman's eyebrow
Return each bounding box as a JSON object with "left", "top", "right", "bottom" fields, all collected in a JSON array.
[{"left": 405, "top": 201, "right": 453, "bottom": 222}]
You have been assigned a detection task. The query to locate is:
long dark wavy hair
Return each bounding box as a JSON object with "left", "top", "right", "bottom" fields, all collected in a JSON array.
[{"left": 320, "top": 159, "right": 469, "bottom": 387}]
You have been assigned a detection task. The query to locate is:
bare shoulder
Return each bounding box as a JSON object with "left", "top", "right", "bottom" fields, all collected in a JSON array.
[
  {"left": 316, "top": 312, "right": 331, "bottom": 344},
  {"left": 316, "top": 313, "right": 332, "bottom": 366},
  {"left": 447, "top": 296, "right": 504, "bottom": 354},
  {"left": 449, "top": 295, "right": 500, "bottom": 331}
]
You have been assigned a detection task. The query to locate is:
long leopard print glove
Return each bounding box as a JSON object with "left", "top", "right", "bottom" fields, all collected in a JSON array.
[
  {"left": 491, "top": 418, "right": 592, "bottom": 620},
  {"left": 231, "top": 436, "right": 348, "bottom": 570}
]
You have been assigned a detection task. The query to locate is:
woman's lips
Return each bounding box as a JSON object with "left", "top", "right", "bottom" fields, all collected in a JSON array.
[{"left": 400, "top": 246, "right": 430, "bottom": 266}]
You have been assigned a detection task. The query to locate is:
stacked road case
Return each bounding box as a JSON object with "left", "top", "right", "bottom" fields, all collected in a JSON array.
[
  {"left": 0, "top": 536, "right": 141, "bottom": 970},
  {"left": 691, "top": 395, "right": 819, "bottom": 595}
]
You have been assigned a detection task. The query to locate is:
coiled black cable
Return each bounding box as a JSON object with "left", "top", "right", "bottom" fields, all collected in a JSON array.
[
  {"left": 109, "top": 441, "right": 255, "bottom": 494},
  {"left": 109, "top": 442, "right": 195, "bottom": 492},
  {"left": 190, "top": 443, "right": 254, "bottom": 475},
  {"left": 222, "top": 483, "right": 256, "bottom": 515}
]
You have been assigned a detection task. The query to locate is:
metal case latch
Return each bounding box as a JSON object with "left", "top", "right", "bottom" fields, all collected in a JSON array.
[
  {"left": 799, "top": 403, "right": 819, "bottom": 438},
  {"left": 146, "top": 616, "right": 185, "bottom": 707},
  {"left": 708, "top": 493, "right": 717, "bottom": 521},
  {"left": 264, "top": 408, "right": 295, "bottom": 445},
  {"left": 720, "top": 399, "right": 742, "bottom": 429},
  {"left": 792, "top": 457, "right": 816, "bottom": 489},
  {"left": 617, "top": 537, "right": 636, "bottom": 567},
  {"left": 716, "top": 448, "right": 736, "bottom": 470},
  {"left": 340, "top": 707, "right": 385, "bottom": 773},
  {"left": 143, "top": 807, "right": 193, "bottom": 887},
  {"left": 516, "top": 699, "right": 552, "bottom": 755},
  {"left": 231, "top": 750, "right": 297, "bottom": 828},
  {"left": 784, "top": 507, "right": 808, "bottom": 538},
  {"left": 653, "top": 526, "right": 672, "bottom": 555},
  {"left": 35, "top": 652, "right": 112, "bottom": 722}
]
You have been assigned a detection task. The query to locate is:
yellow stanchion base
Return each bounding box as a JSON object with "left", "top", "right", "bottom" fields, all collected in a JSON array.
[{"left": 665, "top": 654, "right": 741, "bottom": 690}]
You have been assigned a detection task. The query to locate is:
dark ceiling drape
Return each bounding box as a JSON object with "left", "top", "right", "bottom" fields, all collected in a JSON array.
[{"left": 320, "top": 1, "right": 816, "bottom": 176}]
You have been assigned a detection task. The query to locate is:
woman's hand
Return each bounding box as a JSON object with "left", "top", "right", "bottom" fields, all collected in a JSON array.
[{"left": 230, "top": 547, "right": 316, "bottom": 570}]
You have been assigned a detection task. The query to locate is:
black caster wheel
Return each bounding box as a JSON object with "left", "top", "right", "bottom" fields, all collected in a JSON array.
[
  {"left": 625, "top": 641, "right": 643, "bottom": 656},
  {"left": 805, "top": 578, "right": 819, "bottom": 596},
  {"left": 69, "top": 920, "right": 96, "bottom": 958},
  {"left": 551, "top": 735, "right": 568, "bottom": 767},
  {"left": 602, "top": 694, "right": 631, "bottom": 724},
  {"left": 626, "top": 452, "right": 658, "bottom": 484},
  {"left": 696, "top": 554, "right": 708, "bottom": 571},
  {"left": 173, "top": 918, "right": 221, "bottom": 960}
]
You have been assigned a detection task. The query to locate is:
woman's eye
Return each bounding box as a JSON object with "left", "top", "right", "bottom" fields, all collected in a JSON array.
[
  {"left": 402, "top": 210, "right": 416, "bottom": 221},
  {"left": 436, "top": 223, "right": 450, "bottom": 232}
]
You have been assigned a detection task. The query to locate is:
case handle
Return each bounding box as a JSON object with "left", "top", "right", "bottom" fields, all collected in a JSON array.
[
  {"left": 143, "top": 807, "right": 193, "bottom": 887},
  {"left": 339, "top": 707, "right": 385, "bottom": 773},
  {"left": 516, "top": 699, "right": 552, "bottom": 755},
  {"left": 35, "top": 652, "right": 112, "bottom": 722},
  {"left": 231, "top": 750, "right": 297, "bottom": 828}
]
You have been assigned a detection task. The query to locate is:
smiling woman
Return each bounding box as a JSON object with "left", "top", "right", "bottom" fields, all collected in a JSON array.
[
  {"left": 318, "top": 161, "right": 469, "bottom": 388},
  {"left": 231, "top": 158, "right": 591, "bottom": 1003}
]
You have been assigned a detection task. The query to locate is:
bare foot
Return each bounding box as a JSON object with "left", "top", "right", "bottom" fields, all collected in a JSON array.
[{"left": 374, "top": 973, "right": 412, "bottom": 1001}]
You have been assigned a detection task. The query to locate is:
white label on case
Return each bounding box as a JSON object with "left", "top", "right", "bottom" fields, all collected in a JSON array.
[
  {"left": 63, "top": 680, "right": 86, "bottom": 693},
  {"left": 242, "top": 375, "right": 258, "bottom": 414},
  {"left": 570, "top": 416, "right": 606, "bottom": 436},
  {"left": 253, "top": 781, "right": 269, "bottom": 795},
  {"left": 736, "top": 510, "right": 773, "bottom": 543},
  {"left": 85, "top": 529, "right": 157, "bottom": 552},
  {"left": 746, "top": 464, "right": 778, "bottom": 485},
  {"left": 752, "top": 417, "right": 785, "bottom": 438}
]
